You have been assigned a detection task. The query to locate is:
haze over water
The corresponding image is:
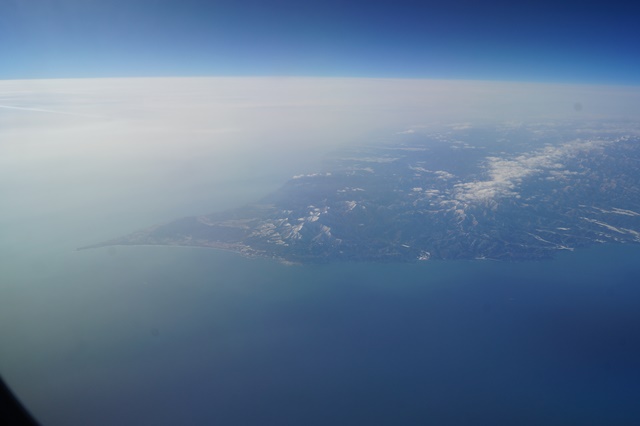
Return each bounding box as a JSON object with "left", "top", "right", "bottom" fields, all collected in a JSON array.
[{"left": 5, "top": 243, "right": 640, "bottom": 425}]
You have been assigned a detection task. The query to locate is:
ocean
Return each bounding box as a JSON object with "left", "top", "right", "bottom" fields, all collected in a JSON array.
[{"left": 2, "top": 240, "right": 640, "bottom": 425}]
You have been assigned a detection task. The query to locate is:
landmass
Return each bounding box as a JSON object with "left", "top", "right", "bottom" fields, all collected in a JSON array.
[{"left": 80, "top": 121, "right": 640, "bottom": 263}]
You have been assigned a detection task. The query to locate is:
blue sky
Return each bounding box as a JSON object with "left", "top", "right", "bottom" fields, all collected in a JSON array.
[{"left": 1, "top": 0, "right": 638, "bottom": 84}]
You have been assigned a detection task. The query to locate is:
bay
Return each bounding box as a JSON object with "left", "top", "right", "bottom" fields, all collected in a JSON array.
[{"left": 2, "top": 242, "right": 640, "bottom": 426}]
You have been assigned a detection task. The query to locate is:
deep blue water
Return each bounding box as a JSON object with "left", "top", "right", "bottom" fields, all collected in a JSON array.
[{"left": 6, "top": 244, "right": 640, "bottom": 426}]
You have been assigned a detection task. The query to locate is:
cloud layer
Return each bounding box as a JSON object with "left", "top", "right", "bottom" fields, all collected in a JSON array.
[{"left": 453, "top": 139, "right": 610, "bottom": 205}]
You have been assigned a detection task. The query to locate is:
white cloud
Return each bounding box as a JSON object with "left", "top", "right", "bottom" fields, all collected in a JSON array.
[
  {"left": 0, "top": 104, "right": 104, "bottom": 118},
  {"left": 453, "top": 139, "right": 610, "bottom": 204},
  {"left": 434, "top": 170, "right": 455, "bottom": 180}
]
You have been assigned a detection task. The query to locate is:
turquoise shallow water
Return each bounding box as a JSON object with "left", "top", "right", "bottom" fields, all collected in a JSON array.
[{"left": 2, "top": 242, "right": 640, "bottom": 426}]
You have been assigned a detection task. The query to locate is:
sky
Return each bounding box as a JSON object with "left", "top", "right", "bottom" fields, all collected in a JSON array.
[{"left": 0, "top": 0, "right": 638, "bottom": 84}]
